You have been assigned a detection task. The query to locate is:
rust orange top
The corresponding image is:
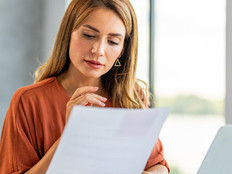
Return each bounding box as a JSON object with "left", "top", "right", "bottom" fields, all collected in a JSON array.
[{"left": 0, "top": 77, "right": 169, "bottom": 173}]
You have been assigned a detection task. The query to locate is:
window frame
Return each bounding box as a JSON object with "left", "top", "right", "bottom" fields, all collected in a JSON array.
[{"left": 226, "top": 0, "right": 232, "bottom": 124}]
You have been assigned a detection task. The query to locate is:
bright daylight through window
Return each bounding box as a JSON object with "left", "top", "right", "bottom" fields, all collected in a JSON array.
[{"left": 154, "top": 0, "right": 226, "bottom": 174}]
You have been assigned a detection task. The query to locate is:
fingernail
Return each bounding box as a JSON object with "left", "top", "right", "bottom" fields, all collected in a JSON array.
[
  {"left": 94, "top": 86, "right": 99, "bottom": 90},
  {"left": 102, "top": 97, "right": 107, "bottom": 101}
]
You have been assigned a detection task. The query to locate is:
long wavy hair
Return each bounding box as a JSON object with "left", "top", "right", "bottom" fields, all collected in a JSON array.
[{"left": 34, "top": 0, "right": 150, "bottom": 108}]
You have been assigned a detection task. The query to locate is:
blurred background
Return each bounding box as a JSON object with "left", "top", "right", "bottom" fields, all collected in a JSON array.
[{"left": 0, "top": 0, "right": 230, "bottom": 174}]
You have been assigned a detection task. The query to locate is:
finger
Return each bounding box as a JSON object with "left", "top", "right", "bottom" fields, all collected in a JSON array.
[
  {"left": 142, "top": 172, "right": 150, "bottom": 174},
  {"left": 82, "top": 94, "right": 106, "bottom": 107},
  {"left": 72, "top": 94, "right": 106, "bottom": 107},
  {"left": 85, "top": 103, "right": 93, "bottom": 107},
  {"left": 70, "top": 86, "right": 99, "bottom": 100},
  {"left": 65, "top": 93, "right": 106, "bottom": 123},
  {"left": 86, "top": 97, "right": 106, "bottom": 107},
  {"left": 72, "top": 89, "right": 107, "bottom": 103},
  {"left": 87, "top": 93, "right": 107, "bottom": 103}
]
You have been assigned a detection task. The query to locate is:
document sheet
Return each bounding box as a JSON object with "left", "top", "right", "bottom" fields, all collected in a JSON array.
[{"left": 46, "top": 106, "right": 169, "bottom": 174}]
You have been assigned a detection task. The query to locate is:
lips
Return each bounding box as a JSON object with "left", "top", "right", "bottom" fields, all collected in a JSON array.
[
  {"left": 85, "top": 60, "right": 103, "bottom": 65},
  {"left": 84, "top": 59, "right": 104, "bottom": 69}
]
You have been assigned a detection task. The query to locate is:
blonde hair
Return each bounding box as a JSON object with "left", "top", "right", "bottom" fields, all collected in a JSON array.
[{"left": 34, "top": 0, "right": 150, "bottom": 108}]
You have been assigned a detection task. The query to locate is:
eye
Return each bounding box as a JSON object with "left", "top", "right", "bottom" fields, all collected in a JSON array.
[
  {"left": 108, "top": 40, "right": 119, "bottom": 46},
  {"left": 83, "top": 33, "right": 95, "bottom": 39}
]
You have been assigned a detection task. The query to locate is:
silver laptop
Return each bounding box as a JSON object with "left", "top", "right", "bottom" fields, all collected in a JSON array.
[{"left": 197, "top": 125, "right": 232, "bottom": 174}]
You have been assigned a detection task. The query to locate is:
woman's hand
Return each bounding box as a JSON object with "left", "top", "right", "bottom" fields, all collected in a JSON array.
[
  {"left": 142, "top": 171, "right": 151, "bottom": 174},
  {"left": 65, "top": 86, "right": 107, "bottom": 123},
  {"left": 142, "top": 164, "right": 169, "bottom": 174},
  {"left": 24, "top": 138, "right": 61, "bottom": 174}
]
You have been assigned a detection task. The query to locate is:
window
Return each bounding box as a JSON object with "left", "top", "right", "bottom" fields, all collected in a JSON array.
[
  {"left": 130, "top": 0, "right": 150, "bottom": 84},
  {"left": 154, "top": 0, "right": 226, "bottom": 173}
]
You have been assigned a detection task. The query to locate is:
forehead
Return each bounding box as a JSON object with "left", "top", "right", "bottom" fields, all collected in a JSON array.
[{"left": 80, "top": 8, "right": 126, "bottom": 35}]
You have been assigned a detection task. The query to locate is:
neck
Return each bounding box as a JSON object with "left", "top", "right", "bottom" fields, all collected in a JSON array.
[{"left": 57, "top": 66, "right": 104, "bottom": 98}]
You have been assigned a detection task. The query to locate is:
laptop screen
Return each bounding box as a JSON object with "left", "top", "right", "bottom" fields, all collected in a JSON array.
[{"left": 197, "top": 125, "right": 232, "bottom": 174}]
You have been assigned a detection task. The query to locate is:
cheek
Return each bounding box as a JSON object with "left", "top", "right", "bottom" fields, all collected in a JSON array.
[
  {"left": 106, "top": 52, "right": 117, "bottom": 66},
  {"left": 107, "top": 47, "right": 123, "bottom": 63},
  {"left": 69, "top": 37, "right": 90, "bottom": 60}
]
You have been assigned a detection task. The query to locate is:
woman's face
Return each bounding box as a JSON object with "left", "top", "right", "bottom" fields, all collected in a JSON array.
[{"left": 68, "top": 8, "right": 126, "bottom": 79}]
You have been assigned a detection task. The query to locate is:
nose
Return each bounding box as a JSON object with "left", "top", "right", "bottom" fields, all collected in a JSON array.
[{"left": 91, "top": 39, "right": 105, "bottom": 57}]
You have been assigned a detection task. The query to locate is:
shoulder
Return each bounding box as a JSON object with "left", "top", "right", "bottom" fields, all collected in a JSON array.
[
  {"left": 10, "top": 77, "right": 58, "bottom": 107},
  {"left": 135, "top": 79, "right": 150, "bottom": 108},
  {"left": 15, "top": 77, "right": 57, "bottom": 97},
  {"left": 13, "top": 77, "right": 58, "bottom": 100},
  {"left": 5, "top": 77, "right": 62, "bottom": 124}
]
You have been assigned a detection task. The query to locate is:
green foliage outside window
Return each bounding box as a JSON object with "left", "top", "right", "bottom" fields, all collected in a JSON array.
[{"left": 155, "top": 95, "right": 224, "bottom": 115}]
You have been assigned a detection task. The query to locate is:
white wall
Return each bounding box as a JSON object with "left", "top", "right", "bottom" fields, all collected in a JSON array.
[
  {"left": 0, "top": 0, "right": 65, "bottom": 132},
  {"left": 0, "top": 1, "right": 43, "bottom": 129},
  {"left": 42, "top": 0, "right": 65, "bottom": 61}
]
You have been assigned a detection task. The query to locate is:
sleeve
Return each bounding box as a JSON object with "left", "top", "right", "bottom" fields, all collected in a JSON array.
[
  {"left": 0, "top": 92, "right": 39, "bottom": 174},
  {"left": 144, "top": 138, "right": 170, "bottom": 172},
  {"left": 141, "top": 89, "right": 170, "bottom": 172}
]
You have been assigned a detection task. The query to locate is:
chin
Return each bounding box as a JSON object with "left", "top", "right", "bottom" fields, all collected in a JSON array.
[{"left": 85, "top": 73, "right": 103, "bottom": 79}]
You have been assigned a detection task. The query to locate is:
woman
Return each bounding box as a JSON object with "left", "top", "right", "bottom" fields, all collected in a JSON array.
[{"left": 0, "top": 0, "right": 169, "bottom": 173}]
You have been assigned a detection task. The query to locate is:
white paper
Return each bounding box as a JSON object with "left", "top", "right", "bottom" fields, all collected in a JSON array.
[{"left": 46, "top": 106, "right": 169, "bottom": 174}]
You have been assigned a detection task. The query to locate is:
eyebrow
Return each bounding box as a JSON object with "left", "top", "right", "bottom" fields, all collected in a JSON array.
[{"left": 83, "top": 24, "right": 124, "bottom": 38}]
